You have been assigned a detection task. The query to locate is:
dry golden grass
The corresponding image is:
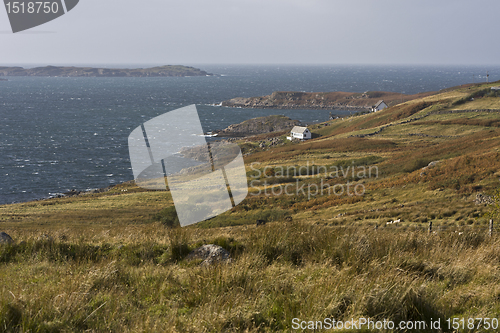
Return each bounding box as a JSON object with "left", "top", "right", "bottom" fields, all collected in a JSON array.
[{"left": 2, "top": 221, "right": 500, "bottom": 332}]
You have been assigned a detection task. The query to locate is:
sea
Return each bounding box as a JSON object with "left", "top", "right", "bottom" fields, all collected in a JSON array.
[{"left": 1, "top": 64, "right": 499, "bottom": 205}]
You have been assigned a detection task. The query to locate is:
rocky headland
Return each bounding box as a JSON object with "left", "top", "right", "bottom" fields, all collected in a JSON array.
[
  {"left": 178, "top": 115, "right": 299, "bottom": 163},
  {"left": 212, "top": 115, "right": 300, "bottom": 137},
  {"left": 221, "top": 90, "right": 433, "bottom": 110},
  {"left": 0, "top": 65, "right": 211, "bottom": 77}
]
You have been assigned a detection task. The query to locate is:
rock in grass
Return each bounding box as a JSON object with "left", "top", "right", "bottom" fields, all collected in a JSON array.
[
  {"left": 475, "top": 193, "right": 494, "bottom": 205},
  {"left": 37, "top": 234, "right": 54, "bottom": 241},
  {"left": 0, "top": 232, "right": 13, "bottom": 244},
  {"left": 187, "top": 244, "right": 231, "bottom": 266}
]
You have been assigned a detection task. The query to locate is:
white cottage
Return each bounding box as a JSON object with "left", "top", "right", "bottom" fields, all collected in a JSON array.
[
  {"left": 288, "top": 126, "right": 311, "bottom": 140},
  {"left": 372, "top": 100, "right": 388, "bottom": 112}
]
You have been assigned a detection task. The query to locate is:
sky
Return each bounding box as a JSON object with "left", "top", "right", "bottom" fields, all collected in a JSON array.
[{"left": 1, "top": 0, "right": 499, "bottom": 66}]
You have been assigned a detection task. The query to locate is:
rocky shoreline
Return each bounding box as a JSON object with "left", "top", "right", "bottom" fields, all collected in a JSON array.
[
  {"left": 0, "top": 65, "right": 211, "bottom": 77},
  {"left": 56, "top": 186, "right": 115, "bottom": 198},
  {"left": 212, "top": 115, "right": 300, "bottom": 137},
  {"left": 221, "top": 90, "right": 433, "bottom": 110}
]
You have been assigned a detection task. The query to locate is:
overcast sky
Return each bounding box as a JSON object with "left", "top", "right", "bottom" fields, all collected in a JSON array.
[{"left": 1, "top": 0, "right": 499, "bottom": 66}]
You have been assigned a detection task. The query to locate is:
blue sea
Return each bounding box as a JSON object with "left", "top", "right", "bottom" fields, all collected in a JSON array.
[{"left": 1, "top": 64, "right": 499, "bottom": 205}]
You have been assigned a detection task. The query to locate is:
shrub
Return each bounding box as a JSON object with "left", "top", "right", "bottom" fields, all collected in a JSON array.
[
  {"left": 264, "top": 167, "right": 275, "bottom": 177},
  {"left": 168, "top": 228, "right": 191, "bottom": 262},
  {"left": 153, "top": 206, "right": 180, "bottom": 228},
  {"left": 403, "top": 158, "right": 431, "bottom": 173},
  {"left": 253, "top": 208, "right": 291, "bottom": 222},
  {"left": 209, "top": 237, "right": 244, "bottom": 256}
]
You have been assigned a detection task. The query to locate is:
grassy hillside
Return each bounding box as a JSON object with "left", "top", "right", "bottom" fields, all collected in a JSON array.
[{"left": 1, "top": 82, "right": 500, "bottom": 332}]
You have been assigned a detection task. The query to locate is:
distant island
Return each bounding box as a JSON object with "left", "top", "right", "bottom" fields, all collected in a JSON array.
[
  {"left": 0, "top": 78, "right": 7, "bottom": 81},
  {"left": 0, "top": 65, "right": 211, "bottom": 77},
  {"left": 221, "top": 90, "right": 434, "bottom": 110}
]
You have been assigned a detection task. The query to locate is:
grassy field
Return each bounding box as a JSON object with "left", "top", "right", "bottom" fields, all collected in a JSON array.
[{"left": 2, "top": 82, "right": 500, "bottom": 332}]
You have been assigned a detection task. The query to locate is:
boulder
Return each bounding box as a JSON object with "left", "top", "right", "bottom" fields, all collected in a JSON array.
[
  {"left": 0, "top": 232, "right": 13, "bottom": 244},
  {"left": 475, "top": 193, "right": 494, "bottom": 205},
  {"left": 420, "top": 160, "right": 441, "bottom": 177},
  {"left": 187, "top": 244, "right": 231, "bottom": 266}
]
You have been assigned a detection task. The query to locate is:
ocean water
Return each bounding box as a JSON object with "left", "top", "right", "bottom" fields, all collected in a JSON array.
[{"left": 1, "top": 64, "right": 499, "bottom": 205}]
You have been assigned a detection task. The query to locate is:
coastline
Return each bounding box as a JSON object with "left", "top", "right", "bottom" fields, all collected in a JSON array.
[{"left": 221, "top": 90, "right": 434, "bottom": 110}]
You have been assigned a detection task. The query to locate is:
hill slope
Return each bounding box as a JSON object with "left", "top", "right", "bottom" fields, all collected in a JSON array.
[{"left": 1, "top": 81, "right": 500, "bottom": 332}]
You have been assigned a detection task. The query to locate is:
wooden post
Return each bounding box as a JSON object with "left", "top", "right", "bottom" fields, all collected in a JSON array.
[
  {"left": 489, "top": 219, "right": 493, "bottom": 237},
  {"left": 374, "top": 224, "right": 378, "bottom": 231},
  {"left": 429, "top": 221, "right": 433, "bottom": 233}
]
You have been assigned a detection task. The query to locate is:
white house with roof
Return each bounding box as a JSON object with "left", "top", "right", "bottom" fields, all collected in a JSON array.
[
  {"left": 288, "top": 126, "right": 311, "bottom": 140},
  {"left": 372, "top": 100, "right": 388, "bottom": 112}
]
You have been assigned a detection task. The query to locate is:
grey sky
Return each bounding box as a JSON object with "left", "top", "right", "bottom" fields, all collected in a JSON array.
[{"left": 1, "top": 0, "right": 499, "bottom": 65}]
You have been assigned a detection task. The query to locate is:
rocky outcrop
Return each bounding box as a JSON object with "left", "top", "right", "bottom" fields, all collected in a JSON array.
[
  {"left": 257, "top": 136, "right": 286, "bottom": 149},
  {"left": 475, "top": 193, "right": 494, "bottom": 205},
  {"left": 420, "top": 161, "right": 441, "bottom": 177},
  {"left": 187, "top": 244, "right": 231, "bottom": 266},
  {"left": 0, "top": 232, "right": 13, "bottom": 244},
  {"left": 179, "top": 116, "right": 296, "bottom": 162},
  {"left": 221, "top": 90, "right": 433, "bottom": 110},
  {"left": 48, "top": 186, "right": 113, "bottom": 200},
  {"left": 213, "top": 115, "right": 300, "bottom": 137},
  {"left": 0, "top": 65, "right": 211, "bottom": 77}
]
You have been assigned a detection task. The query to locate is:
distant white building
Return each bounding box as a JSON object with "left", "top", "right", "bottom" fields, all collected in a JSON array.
[
  {"left": 372, "top": 100, "right": 388, "bottom": 112},
  {"left": 288, "top": 126, "right": 311, "bottom": 140},
  {"left": 491, "top": 86, "right": 500, "bottom": 91}
]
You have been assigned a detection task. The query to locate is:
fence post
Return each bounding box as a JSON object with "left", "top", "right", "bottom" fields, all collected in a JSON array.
[
  {"left": 490, "top": 219, "right": 494, "bottom": 237},
  {"left": 428, "top": 221, "right": 432, "bottom": 234}
]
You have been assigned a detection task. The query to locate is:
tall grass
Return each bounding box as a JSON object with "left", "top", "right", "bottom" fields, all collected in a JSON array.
[{"left": 2, "top": 223, "right": 500, "bottom": 332}]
